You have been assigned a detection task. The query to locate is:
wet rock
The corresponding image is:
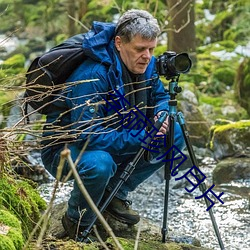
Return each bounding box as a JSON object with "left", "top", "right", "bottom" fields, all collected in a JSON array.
[{"left": 213, "top": 157, "right": 250, "bottom": 184}]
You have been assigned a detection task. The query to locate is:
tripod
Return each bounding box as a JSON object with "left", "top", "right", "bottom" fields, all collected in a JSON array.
[
  {"left": 82, "top": 77, "right": 225, "bottom": 250},
  {"left": 161, "top": 77, "right": 225, "bottom": 249}
]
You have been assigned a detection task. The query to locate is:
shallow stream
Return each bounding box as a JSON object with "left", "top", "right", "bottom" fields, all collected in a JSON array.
[{"left": 38, "top": 156, "right": 250, "bottom": 250}]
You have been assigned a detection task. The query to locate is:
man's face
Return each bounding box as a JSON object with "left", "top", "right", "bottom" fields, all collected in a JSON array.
[{"left": 115, "top": 35, "right": 157, "bottom": 74}]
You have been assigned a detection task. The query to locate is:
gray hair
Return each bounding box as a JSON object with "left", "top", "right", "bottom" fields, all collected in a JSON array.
[{"left": 115, "top": 9, "right": 161, "bottom": 43}]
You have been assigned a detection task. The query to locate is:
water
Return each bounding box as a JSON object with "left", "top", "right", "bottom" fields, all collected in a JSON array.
[
  {"left": 130, "top": 174, "right": 250, "bottom": 250},
  {"left": 38, "top": 157, "right": 250, "bottom": 250}
]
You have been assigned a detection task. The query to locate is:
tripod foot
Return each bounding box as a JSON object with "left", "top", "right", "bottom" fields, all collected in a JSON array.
[{"left": 161, "top": 227, "right": 168, "bottom": 243}]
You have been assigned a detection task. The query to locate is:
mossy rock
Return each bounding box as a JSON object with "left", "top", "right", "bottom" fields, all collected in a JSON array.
[
  {"left": 0, "top": 174, "right": 47, "bottom": 239},
  {"left": 209, "top": 120, "right": 250, "bottom": 160},
  {"left": 0, "top": 209, "right": 24, "bottom": 250}
]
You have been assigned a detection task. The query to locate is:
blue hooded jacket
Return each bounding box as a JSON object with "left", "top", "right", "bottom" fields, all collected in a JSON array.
[{"left": 43, "top": 21, "right": 170, "bottom": 156}]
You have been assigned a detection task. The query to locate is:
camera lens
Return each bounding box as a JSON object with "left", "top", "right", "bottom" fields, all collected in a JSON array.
[
  {"left": 156, "top": 51, "right": 192, "bottom": 79},
  {"left": 174, "top": 53, "right": 192, "bottom": 73}
]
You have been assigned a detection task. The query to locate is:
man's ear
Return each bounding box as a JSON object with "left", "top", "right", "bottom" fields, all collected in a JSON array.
[{"left": 115, "top": 36, "right": 122, "bottom": 51}]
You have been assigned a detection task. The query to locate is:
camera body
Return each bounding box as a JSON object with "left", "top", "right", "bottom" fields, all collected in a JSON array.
[{"left": 156, "top": 51, "right": 192, "bottom": 79}]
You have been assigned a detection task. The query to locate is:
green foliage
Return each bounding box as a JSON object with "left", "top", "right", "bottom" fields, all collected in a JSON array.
[
  {"left": 1, "top": 54, "right": 25, "bottom": 69},
  {"left": 199, "top": 95, "right": 224, "bottom": 107},
  {"left": 209, "top": 10, "right": 234, "bottom": 42},
  {"left": 213, "top": 67, "right": 235, "bottom": 86},
  {"left": 199, "top": 91, "right": 248, "bottom": 121},
  {"left": 196, "top": 0, "right": 250, "bottom": 47},
  {"left": 0, "top": 54, "right": 26, "bottom": 84},
  {"left": 234, "top": 57, "right": 250, "bottom": 115},
  {"left": 154, "top": 44, "right": 167, "bottom": 57},
  {"left": 192, "top": 40, "right": 241, "bottom": 95}
]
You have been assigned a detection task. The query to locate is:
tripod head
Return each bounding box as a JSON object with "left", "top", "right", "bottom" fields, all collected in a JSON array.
[{"left": 168, "top": 76, "right": 182, "bottom": 100}]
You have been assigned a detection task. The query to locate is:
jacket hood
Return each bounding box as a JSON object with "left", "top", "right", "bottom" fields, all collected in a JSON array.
[{"left": 82, "top": 21, "right": 116, "bottom": 65}]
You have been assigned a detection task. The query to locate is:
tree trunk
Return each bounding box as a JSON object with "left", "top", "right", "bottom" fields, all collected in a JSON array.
[
  {"left": 167, "top": 0, "right": 196, "bottom": 62},
  {"left": 67, "top": 0, "right": 76, "bottom": 36},
  {"left": 78, "top": 0, "right": 88, "bottom": 20}
]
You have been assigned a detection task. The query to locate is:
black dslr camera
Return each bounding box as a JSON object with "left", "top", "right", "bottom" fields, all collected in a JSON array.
[{"left": 156, "top": 51, "right": 192, "bottom": 80}]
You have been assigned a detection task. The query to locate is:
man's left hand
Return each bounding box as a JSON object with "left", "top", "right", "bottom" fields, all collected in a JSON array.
[{"left": 154, "top": 111, "right": 169, "bottom": 135}]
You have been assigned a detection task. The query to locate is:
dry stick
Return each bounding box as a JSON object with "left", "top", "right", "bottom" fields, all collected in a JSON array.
[
  {"left": 134, "top": 220, "right": 142, "bottom": 250},
  {"left": 93, "top": 225, "right": 109, "bottom": 250},
  {"left": 22, "top": 154, "right": 65, "bottom": 249},
  {"left": 62, "top": 148, "right": 124, "bottom": 250}
]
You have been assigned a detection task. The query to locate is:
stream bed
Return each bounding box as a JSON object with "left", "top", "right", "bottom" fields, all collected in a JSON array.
[{"left": 38, "top": 157, "right": 250, "bottom": 250}]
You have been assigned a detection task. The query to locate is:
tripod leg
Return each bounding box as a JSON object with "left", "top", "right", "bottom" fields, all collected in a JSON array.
[
  {"left": 177, "top": 112, "right": 225, "bottom": 250},
  {"left": 162, "top": 114, "right": 175, "bottom": 243}
]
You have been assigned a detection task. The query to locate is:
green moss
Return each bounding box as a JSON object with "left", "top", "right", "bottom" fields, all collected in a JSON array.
[
  {"left": 0, "top": 209, "right": 24, "bottom": 249},
  {"left": 7, "top": 228, "right": 24, "bottom": 249},
  {"left": 199, "top": 90, "right": 249, "bottom": 121},
  {"left": 235, "top": 58, "right": 250, "bottom": 116},
  {"left": 0, "top": 175, "right": 47, "bottom": 239},
  {"left": 0, "top": 235, "right": 16, "bottom": 250},
  {"left": 199, "top": 95, "right": 224, "bottom": 107},
  {"left": 213, "top": 120, "right": 250, "bottom": 133},
  {"left": 1, "top": 54, "right": 25, "bottom": 69},
  {"left": 166, "top": 242, "right": 183, "bottom": 250},
  {"left": 0, "top": 209, "right": 21, "bottom": 229},
  {"left": 209, "top": 120, "right": 250, "bottom": 150}
]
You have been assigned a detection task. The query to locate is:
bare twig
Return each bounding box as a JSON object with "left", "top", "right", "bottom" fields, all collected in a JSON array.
[
  {"left": 68, "top": 14, "right": 90, "bottom": 32},
  {"left": 93, "top": 225, "right": 110, "bottom": 250},
  {"left": 61, "top": 148, "right": 124, "bottom": 250},
  {"left": 134, "top": 220, "right": 142, "bottom": 250}
]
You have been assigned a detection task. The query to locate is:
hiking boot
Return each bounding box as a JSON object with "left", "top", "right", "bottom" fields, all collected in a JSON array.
[
  {"left": 105, "top": 196, "right": 140, "bottom": 225},
  {"left": 61, "top": 213, "right": 97, "bottom": 243}
]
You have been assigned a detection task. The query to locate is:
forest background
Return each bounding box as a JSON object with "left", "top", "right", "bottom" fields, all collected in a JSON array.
[{"left": 0, "top": 0, "right": 250, "bottom": 124}]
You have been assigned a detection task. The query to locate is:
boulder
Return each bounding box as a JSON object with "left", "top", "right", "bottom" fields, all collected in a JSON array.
[
  {"left": 213, "top": 157, "right": 250, "bottom": 184},
  {"left": 209, "top": 119, "right": 250, "bottom": 160}
]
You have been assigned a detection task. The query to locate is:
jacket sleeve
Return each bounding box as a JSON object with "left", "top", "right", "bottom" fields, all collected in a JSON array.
[{"left": 65, "top": 61, "right": 146, "bottom": 156}]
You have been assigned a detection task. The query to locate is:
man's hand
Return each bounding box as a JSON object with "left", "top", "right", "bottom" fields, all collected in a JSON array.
[{"left": 154, "top": 111, "right": 169, "bottom": 135}]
